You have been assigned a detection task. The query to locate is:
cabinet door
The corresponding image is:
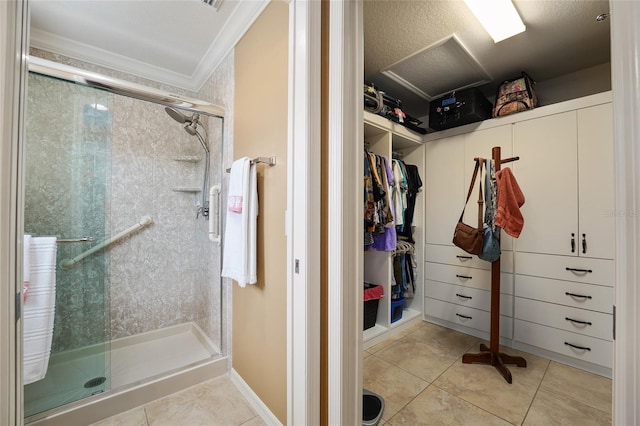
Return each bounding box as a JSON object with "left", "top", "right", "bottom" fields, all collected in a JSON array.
[
  {"left": 424, "top": 135, "right": 465, "bottom": 245},
  {"left": 513, "top": 111, "right": 578, "bottom": 255},
  {"left": 463, "top": 125, "right": 514, "bottom": 251},
  {"left": 577, "top": 104, "right": 615, "bottom": 259}
]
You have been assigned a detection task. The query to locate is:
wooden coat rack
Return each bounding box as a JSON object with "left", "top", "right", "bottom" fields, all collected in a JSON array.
[{"left": 462, "top": 146, "right": 527, "bottom": 384}]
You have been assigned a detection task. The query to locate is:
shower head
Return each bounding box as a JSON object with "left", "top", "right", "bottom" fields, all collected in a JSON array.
[
  {"left": 165, "top": 106, "right": 189, "bottom": 124},
  {"left": 165, "top": 107, "right": 201, "bottom": 136},
  {"left": 184, "top": 113, "right": 200, "bottom": 136}
]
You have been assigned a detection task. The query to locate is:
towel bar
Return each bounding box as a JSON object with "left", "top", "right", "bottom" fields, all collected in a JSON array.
[
  {"left": 225, "top": 156, "right": 276, "bottom": 173},
  {"left": 57, "top": 237, "right": 95, "bottom": 243}
]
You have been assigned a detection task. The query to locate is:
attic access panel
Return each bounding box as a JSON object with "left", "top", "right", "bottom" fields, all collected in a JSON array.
[{"left": 381, "top": 34, "right": 492, "bottom": 101}]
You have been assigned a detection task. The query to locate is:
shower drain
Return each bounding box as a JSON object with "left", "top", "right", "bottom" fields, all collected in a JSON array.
[{"left": 84, "top": 377, "right": 107, "bottom": 389}]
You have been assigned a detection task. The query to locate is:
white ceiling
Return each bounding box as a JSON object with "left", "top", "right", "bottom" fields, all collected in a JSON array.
[
  {"left": 29, "top": 0, "right": 269, "bottom": 92},
  {"left": 29, "top": 0, "right": 611, "bottom": 117},
  {"left": 365, "top": 0, "right": 611, "bottom": 117}
]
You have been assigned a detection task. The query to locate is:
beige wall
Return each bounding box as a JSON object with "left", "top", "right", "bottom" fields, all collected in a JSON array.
[{"left": 233, "top": 2, "right": 288, "bottom": 423}]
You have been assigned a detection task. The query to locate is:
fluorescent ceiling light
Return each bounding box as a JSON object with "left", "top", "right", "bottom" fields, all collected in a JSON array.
[{"left": 464, "top": 0, "right": 526, "bottom": 43}]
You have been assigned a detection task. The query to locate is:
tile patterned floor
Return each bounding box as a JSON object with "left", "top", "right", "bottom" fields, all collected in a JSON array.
[
  {"left": 365, "top": 321, "right": 612, "bottom": 426},
  {"left": 93, "top": 321, "right": 612, "bottom": 426},
  {"left": 90, "top": 375, "right": 266, "bottom": 426}
]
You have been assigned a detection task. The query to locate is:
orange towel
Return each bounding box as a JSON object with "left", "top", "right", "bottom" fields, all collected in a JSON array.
[{"left": 495, "top": 167, "right": 525, "bottom": 238}]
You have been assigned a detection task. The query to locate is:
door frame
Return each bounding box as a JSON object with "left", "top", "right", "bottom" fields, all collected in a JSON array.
[
  {"left": 326, "top": 1, "right": 363, "bottom": 424},
  {"left": 610, "top": 1, "right": 640, "bottom": 424},
  {"left": 1, "top": 0, "right": 28, "bottom": 424},
  {"left": 326, "top": 1, "right": 640, "bottom": 424},
  {"left": 287, "top": 0, "right": 321, "bottom": 424}
]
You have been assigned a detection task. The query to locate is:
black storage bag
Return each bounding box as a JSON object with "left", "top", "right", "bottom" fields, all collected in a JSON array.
[{"left": 429, "top": 87, "right": 493, "bottom": 131}]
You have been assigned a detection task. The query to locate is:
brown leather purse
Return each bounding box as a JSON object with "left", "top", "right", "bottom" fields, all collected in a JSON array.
[{"left": 453, "top": 159, "right": 484, "bottom": 255}]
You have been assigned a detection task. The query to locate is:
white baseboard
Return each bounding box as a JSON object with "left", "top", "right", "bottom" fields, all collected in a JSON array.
[{"left": 230, "top": 368, "right": 282, "bottom": 426}]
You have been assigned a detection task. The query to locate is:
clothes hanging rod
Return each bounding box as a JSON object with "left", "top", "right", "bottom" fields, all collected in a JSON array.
[{"left": 225, "top": 156, "right": 276, "bottom": 173}]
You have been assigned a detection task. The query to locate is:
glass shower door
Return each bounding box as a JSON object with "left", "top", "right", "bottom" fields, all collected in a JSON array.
[{"left": 23, "top": 73, "right": 112, "bottom": 417}]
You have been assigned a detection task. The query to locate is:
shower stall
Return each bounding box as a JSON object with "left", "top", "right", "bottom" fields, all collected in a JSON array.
[{"left": 22, "top": 58, "right": 227, "bottom": 422}]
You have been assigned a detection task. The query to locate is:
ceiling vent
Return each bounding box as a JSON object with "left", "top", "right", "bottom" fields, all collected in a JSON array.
[{"left": 381, "top": 35, "right": 492, "bottom": 101}]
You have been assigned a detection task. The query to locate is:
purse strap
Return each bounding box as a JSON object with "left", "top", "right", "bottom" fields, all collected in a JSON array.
[{"left": 458, "top": 158, "right": 485, "bottom": 228}]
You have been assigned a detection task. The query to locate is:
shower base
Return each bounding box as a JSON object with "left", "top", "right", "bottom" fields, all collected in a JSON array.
[{"left": 25, "top": 322, "right": 227, "bottom": 425}]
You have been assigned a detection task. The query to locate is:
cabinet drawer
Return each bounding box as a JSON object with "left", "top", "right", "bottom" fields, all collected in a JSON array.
[
  {"left": 425, "top": 262, "right": 514, "bottom": 294},
  {"left": 425, "top": 297, "right": 513, "bottom": 338},
  {"left": 426, "top": 280, "right": 513, "bottom": 316},
  {"left": 515, "top": 274, "right": 613, "bottom": 314},
  {"left": 514, "top": 319, "right": 612, "bottom": 368},
  {"left": 515, "top": 298, "right": 612, "bottom": 341},
  {"left": 515, "top": 252, "right": 614, "bottom": 287},
  {"left": 425, "top": 244, "right": 513, "bottom": 273}
]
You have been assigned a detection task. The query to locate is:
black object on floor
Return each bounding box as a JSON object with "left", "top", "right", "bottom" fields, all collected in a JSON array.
[{"left": 363, "top": 389, "right": 384, "bottom": 426}]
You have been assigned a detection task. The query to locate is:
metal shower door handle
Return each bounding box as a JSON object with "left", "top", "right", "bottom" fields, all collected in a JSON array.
[{"left": 209, "top": 185, "right": 221, "bottom": 245}]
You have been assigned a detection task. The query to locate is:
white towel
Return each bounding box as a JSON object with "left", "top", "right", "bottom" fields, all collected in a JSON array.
[
  {"left": 23, "top": 234, "right": 31, "bottom": 302},
  {"left": 23, "top": 236, "right": 57, "bottom": 385},
  {"left": 221, "top": 157, "right": 258, "bottom": 287}
]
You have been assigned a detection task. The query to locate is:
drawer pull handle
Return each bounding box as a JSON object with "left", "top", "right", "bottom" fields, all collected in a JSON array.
[
  {"left": 456, "top": 313, "right": 472, "bottom": 320},
  {"left": 456, "top": 274, "right": 472, "bottom": 279},
  {"left": 456, "top": 255, "right": 473, "bottom": 260},
  {"left": 565, "top": 317, "right": 592, "bottom": 326},
  {"left": 565, "top": 292, "right": 592, "bottom": 300},
  {"left": 565, "top": 267, "right": 593, "bottom": 274},
  {"left": 564, "top": 342, "right": 591, "bottom": 351},
  {"left": 456, "top": 293, "right": 472, "bottom": 300}
]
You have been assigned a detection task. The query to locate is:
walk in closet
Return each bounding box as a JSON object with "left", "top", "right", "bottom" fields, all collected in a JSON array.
[{"left": 362, "top": 0, "right": 613, "bottom": 382}]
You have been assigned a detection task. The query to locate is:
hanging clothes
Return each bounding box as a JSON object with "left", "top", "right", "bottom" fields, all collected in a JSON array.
[
  {"left": 366, "top": 155, "right": 397, "bottom": 251},
  {"left": 392, "top": 159, "right": 407, "bottom": 230},
  {"left": 391, "top": 241, "right": 416, "bottom": 300},
  {"left": 495, "top": 167, "right": 525, "bottom": 237},
  {"left": 364, "top": 150, "right": 395, "bottom": 249},
  {"left": 397, "top": 162, "right": 423, "bottom": 243}
]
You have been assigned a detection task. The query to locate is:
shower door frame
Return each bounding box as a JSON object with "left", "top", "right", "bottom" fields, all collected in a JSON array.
[{"left": 12, "top": 54, "right": 229, "bottom": 423}]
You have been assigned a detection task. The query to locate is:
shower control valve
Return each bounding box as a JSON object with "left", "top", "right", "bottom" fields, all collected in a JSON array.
[{"left": 196, "top": 205, "right": 209, "bottom": 219}]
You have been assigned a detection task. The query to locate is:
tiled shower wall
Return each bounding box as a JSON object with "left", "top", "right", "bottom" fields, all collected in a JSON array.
[{"left": 26, "top": 49, "right": 233, "bottom": 354}]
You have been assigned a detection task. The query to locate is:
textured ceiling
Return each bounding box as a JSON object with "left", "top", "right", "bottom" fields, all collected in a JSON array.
[{"left": 365, "top": 0, "right": 611, "bottom": 117}]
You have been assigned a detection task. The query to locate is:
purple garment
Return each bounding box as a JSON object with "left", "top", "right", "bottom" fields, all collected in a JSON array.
[{"left": 366, "top": 156, "right": 397, "bottom": 252}]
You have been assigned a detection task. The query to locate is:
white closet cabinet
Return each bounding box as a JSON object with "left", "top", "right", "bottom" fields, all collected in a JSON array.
[
  {"left": 424, "top": 124, "right": 515, "bottom": 341},
  {"left": 512, "top": 103, "right": 615, "bottom": 259},
  {"left": 424, "top": 134, "right": 464, "bottom": 246},
  {"left": 511, "top": 98, "right": 614, "bottom": 377},
  {"left": 421, "top": 92, "right": 614, "bottom": 376},
  {"left": 363, "top": 111, "right": 425, "bottom": 345}
]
